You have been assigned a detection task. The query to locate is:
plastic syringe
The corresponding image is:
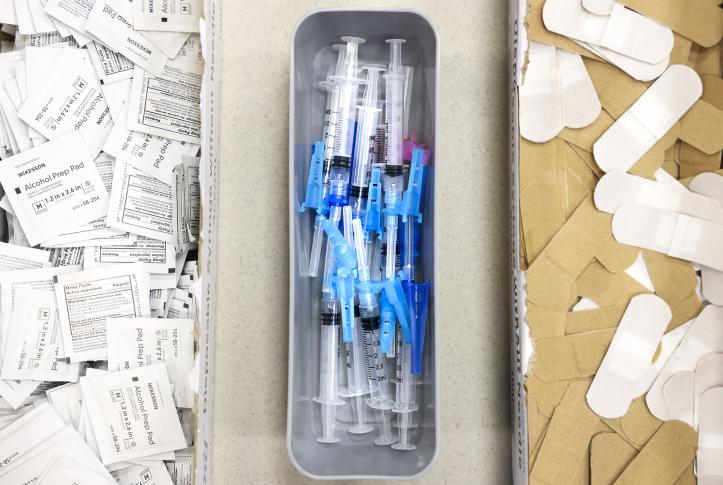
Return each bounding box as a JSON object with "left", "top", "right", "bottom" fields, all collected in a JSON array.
[
  {"left": 330, "top": 36, "right": 365, "bottom": 166},
  {"left": 383, "top": 39, "right": 406, "bottom": 280},
  {"left": 319, "top": 36, "right": 365, "bottom": 290},
  {"left": 321, "top": 44, "right": 347, "bottom": 186},
  {"left": 360, "top": 309, "right": 396, "bottom": 446},
  {"left": 313, "top": 294, "right": 345, "bottom": 444},
  {"left": 392, "top": 330, "right": 417, "bottom": 451},
  {"left": 341, "top": 304, "right": 373, "bottom": 435},
  {"left": 306, "top": 45, "right": 346, "bottom": 278},
  {"left": 349, "top": 65, "right": 384, "bottom": 218}
]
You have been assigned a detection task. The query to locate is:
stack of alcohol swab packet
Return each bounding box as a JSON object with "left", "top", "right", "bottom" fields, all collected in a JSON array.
[
  {"left": 0, "top": 1, "right": 203, "bottom": 483},
  {"left": 520, "top": 0, "right": 723, "bottom": 483}
]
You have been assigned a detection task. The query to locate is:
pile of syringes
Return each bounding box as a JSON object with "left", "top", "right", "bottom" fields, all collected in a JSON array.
[{"left": 298, "top": 35, "right": 432, "bottom": 450}]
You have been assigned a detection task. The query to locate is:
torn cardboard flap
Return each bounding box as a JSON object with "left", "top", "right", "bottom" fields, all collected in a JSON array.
[
  {"left": 530, "top": 381, "right": 601, "bottom": 485},
  {"left": 613, "top": 420, "right": 696, "bottom": 485}
]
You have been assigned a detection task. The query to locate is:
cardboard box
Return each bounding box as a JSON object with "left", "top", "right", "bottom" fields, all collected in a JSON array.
[
  {"left": 193, "top": 1, "right": 222, "bottom": 483},
  {"left": 510, "top": 0, "right": 723, "bottom": 483}
]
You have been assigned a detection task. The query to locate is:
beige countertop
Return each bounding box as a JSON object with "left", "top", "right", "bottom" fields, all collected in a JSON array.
[{"left": 213, "top": 1, "right": 512, "bottom": 483}]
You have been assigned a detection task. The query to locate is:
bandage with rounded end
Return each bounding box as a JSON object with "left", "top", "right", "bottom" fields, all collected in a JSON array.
[
  {"left": 577, "top": 40, "right": 669, "bottom": 82},
  {"left": 594, "top": 66, "right": 702, "bottom": 173},
  {"left": 520, "top": 42, "right": 600, "bottom": 143},
  {"left": 701, "top": 267, "right": 723, "bottom": 305},
  {"left": 615, "top": 421, "right": 697, "bottom": 485},
  {"left": 636, "top": 321, "right": 690, "bottom": 396},
  {"left": 612, "top": 203, "right": 723, "bottom": 272},
  {"left": 595, "top": 170, "right": 723, "bottom": 223},
  {"left": 582, "top": 0, "right": 614, "bottom": 15},
  {"left": 543, "top": 0, "right": 673, "bottom": 64},
  {"left": 661, "top": 371, "right": 694, "bottom": 427},
  {"left": 697, "top": 388, "right": 723, "bottom": 483},
  {"left": 647, "top": 306, "right": 723, "bottom": 420},
  {"left": 693, "top": 353, "right": 723, "bottom": 429},
  {"left": 586, "top": 294, "right": 671, "bottom": 418}
]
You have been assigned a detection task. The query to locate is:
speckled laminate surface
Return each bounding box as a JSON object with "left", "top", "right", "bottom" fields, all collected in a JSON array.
[{"left": 214, "top": 1, "right": 511, "bottom": 483}]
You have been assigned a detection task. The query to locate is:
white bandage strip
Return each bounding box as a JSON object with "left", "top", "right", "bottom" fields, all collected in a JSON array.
[
  {"left": 694, "top": 353, "right": 723, "bottom": 430},
  {"left": 543, "top": 0, "right": 673, "bottom": 64},
  {"left": 686, "top": 173, "right": 723, "bottom": 304},
  {"left": 586, "top": 294, "right": 671, "bottom": 418},
  {"left": 519, "top": 42, "right": 600, "bottom": 142},
  {"left": 595, "top": 171, "right": 723, "bottom": 223},
  {"left": 661, "top": 371, "right": 694, "bottom": 426},
  {"left": 594, "top": 65, "right": 702, "bottom": 173},
  {"left": 612, "top": 203, "right": 723, "bottom": 272},
  {"left": 697, "top": 388, "right": 723, "bottom": 483},
  {"left": 647, "top": 306, "right": 723, "bottom": 420}
]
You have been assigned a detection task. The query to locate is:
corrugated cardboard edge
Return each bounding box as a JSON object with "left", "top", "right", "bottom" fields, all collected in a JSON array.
[
  {"left": 510, "top": 0, "right": 530, "bottom": 483},
  {"left": 196, "top": 0, "right": 222, "bottom": 483}
]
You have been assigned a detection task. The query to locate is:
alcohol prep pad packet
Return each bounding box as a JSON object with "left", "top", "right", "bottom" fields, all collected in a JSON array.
[{"left": 79, "top": 363, "right": 187, "bottom": 465}]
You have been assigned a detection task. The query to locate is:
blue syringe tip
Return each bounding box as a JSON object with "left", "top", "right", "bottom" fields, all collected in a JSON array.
[
  {"left": 299, "top": 141, "right": 325, "bottom": 213},
  {"left": 379, "top": 293, "right": 395, "bottom": 354},
  {"left": 322, "top": 218, "right": 357, "bottom": 272},
  {"left": 364, "top": 165, "right": 383, "bottom": 238},
  {"left": 411, "top": 282, "right": 429, "bottom": 375},
  {"left": 401, "top": 148, "right": 426, "bottom": 223}
]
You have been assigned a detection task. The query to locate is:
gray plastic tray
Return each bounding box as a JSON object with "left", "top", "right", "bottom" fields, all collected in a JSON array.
[{"left": 287, "top": 9, "right": 439, "bottom": 480}]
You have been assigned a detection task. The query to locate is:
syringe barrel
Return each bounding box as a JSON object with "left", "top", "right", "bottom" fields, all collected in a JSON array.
[
  {"left": 307, "top": 215, "right": 324, "bottom": 277},
  {"left": 350, "top": 105, "right": 381, "bottom": 189},
  {"left": 362, "top": 320, "right": 393, "bottom": 410},
  {"left": 331, "top": 78, "right": 361, "bottom": 160},
  {"left": 321, "top": 83, "right": 342, "bottom": 185},
  {"left": 318, "top": 312, "right": 342, "bottom": 404},
  {"left": 393, "top": 336, "right": 417, "bottom": 413},
  {"left": 343, "top": 310, "right": 370, "bottom": 397},
  {"left": 384, "top": 73, "right": 405, "bottom": 168}
]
